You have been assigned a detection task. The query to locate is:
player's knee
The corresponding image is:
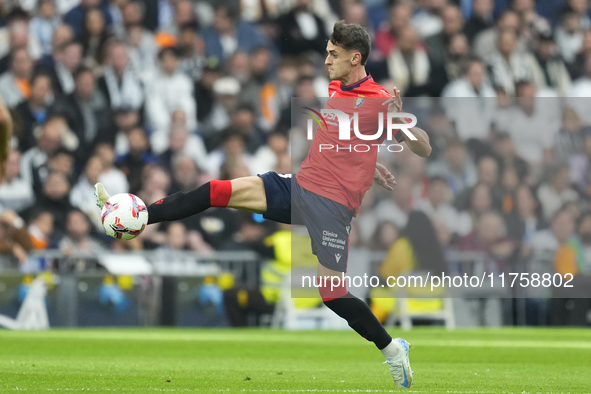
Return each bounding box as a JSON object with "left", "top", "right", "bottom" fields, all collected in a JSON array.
[
  {"left": 317, "top": 276, "right": 348, "bottom": 302},
  {"left": 228, "top": 176, "right": 266, "bottom": 212}
]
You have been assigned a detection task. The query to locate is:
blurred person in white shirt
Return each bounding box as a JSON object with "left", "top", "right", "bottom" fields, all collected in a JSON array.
[
  {"left": 0, "top": 150, "right": 34, "bottom": 212},
  {"left": 146, "top": 46, "right": 197, "bottom": 145},
  {"left": 94, "top": 142, "right": 129, "bottom": 195}
]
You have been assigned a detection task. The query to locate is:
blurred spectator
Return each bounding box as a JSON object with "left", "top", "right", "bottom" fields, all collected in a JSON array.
[
  {"left": 42, "top": 40, "right": 82, "bottom": 96},
  {"left": 14, "top": 71, "right": 53, "bottom": 152},
  {"left": 59, "top": 209, "right": 103, "bottom": 254},
  {"left": 203, "top": 2, "right": 267, "bottom": 63},
  {"left": 497, "top": 82, "right": 559, "bottom": 165},
  {"left": 367, "top": 221, "right": 399, "bottom": 251},
  {"left": 239, "top": 46, "right": 277, "bottom": 132},
  {"left": 27, "top": 209, "right": 54, "bottom": 250},
  {"left": 252, "top": 132, "right": 288, "bottom": 175},
  {"left": 387, "top": 27, "right": 430, "bottom": 96},
  {"left": 125, "top": 23, "right": 158, "bottom": 79},
  {"left": 573, "top": 211, "right": 591, "bottom": 274},
  {"left": 424, "top": 5, "right": 464, "bottom": 72},
  {"left": 525, "top": 208, "right": 575, "bottom": 324},
  {"left": 194, "top": 63, "right": 221, "bottom": 124},
  {"left": 98, "top": 40, "right": 144, "bottom": 110},
  {"left": 463, "top": 0, "right": 494, "bottom": 44},
  {"left": 52, "top": 66, "right": 113, "bottom": 160},
  {"left": 117, "top": 127, "right": 159, "bottom": 193},
  {"left": 455, "top": 156, "right": 503, "bottom": 212},
  {"left": 0, "top": 150, "right": 35, "bottom": 212},
  {"left": 442, "top": 58, "right": 495, "bottom": 97},
  {"left": 510, "top": 0, "right": 550, "bottom": 46},
  {"left": 28, "top": 171, "right": 74, "bottom": 233},
  {"left": 0, "top": 47, "right": 34, "bottom": 107},
  {"left": 46, "top": 149, "right": 76, "bottom": 184},
  {"left": 161, "top": 221, "right": 189, "bottom": 251},
  {"left": 567, "top": 29, "right": 591, "bottom": 80},
  {"left": 227, "top": 50, "right": 250, "bottom": 85},
  {"left": 427, "top": 138, "right": 478, "bottom": 196},
  {"left": 70, "top": 155, "right": 104, "bottom": 229},
  {"left": 164, "top": 0, "right": 197, "bottom": 36},
  {"left": 64, "top": 0, "right": 112, "bottom": 36},
  {"left": 566, "top": 54, "right": 591, "bottom": 126},
  {"left": 569, "top": 131, "right": 591, "bottom": 197},
  {"left": 177, "top": 24, "right": 206, "bottom": 81},
  {"left": 0, "top": 8, "right": 43, "bottom": 66},
  {"left": 537, "top": 162, "right": 579, "bottom": 222},
  {"left": 526, "top": 32, "right": 571, "bottom": 96},
  {"left": 554, "top": 107, "right": 589, "bottom": 162},
  {"left": 0, "top": 209, "right": 33, "bottom": 265},
  {"left": 379, "top": 210, "right": 446, "bottom": 279},
  {"left": 441, "top": 32, "right": 470, "bottom": 83},
  {"left": 170, "top": 155, "right": 199, "bottom": 193},
  {"left": 20, "top": 115, "right": 73, "bottom": 192},
  {"left": 374, "top": 2, "right": 412, "bottom": 60},
  {"left": 457, "top": 210, "right": 516, "bottom": 273},
  {"left": 373, "top": 173, "right": 413, "bottom": 229},
  {"left": 37, "top": 24, "right": 74, "bottom": 69},
  {"left": 473, "top": 10, "right": 525, "bottom": 62},
  {"left": 278, "top": 0, "right": 328, "bottom": 57},
  {"left": 136, "top": 165, "right": 170, "bottom": 209},
  {"left": 555, "top": 7, "right": 584, "bottom": 65},
  {"left": 441, "top": 59, "right": 497, "bottom": 141},
  {"left": 79, "top": 7, "right": 113, "bottom": 71},
  {"left": 158, "top": 121, "right": 209, "bottom": 173},
  {"left": 486, "top": 29, "right": 533, "bottom": 96},
  {"left": 202, "top": 76, "right": 241, "bottom": 148},
  {"left": 499, "top": 164, "right": 520, "bottom": 214},
  {"left": 95, "top": 142, "right": 129, "bottom": 195},
  {"left": 209, "top": 131, "right": 255, "bottom": 179},
  {"left": 146, "top": 47, "right": 196, "bottom": 145},
  {"left": 415, "top": 175, "right": 472, "bottom": 237},
  {"left": 491, "top": 132, "right": 529, "bottom": 181},
  {"left": 112, "top": 107, "right": 140, "bottom": 156},
  {"left": 505, "top": 184, "right": 546, "bottom": 245},
  {"left": 29, "top": 0, "right": 61, "bottom": 56},
  {"left": 411, "top": 0, "right": 446, "bottom": 39}
]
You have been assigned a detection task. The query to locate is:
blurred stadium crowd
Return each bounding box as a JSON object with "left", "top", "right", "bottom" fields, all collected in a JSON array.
[{"left": 0, "top": 0, "right": 590, "bottom": 323}]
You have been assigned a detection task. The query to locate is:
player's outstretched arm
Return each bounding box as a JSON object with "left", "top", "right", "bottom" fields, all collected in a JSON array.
[
  {"left": 399, "top": 124, "right": 431, "bottom": 158},
  {"left": 382, "top": 88, "right": 432, "bottom": 158},
  {"left": 0, "top": 97, "right": 13, "bottom": 184}
]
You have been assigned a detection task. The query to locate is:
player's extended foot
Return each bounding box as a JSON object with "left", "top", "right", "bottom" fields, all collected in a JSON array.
[
  {"left": 94, "top": 183, "right": 111, "bottom": 209},
  {"left": 384, "top": 338, "right": 413, "bottom": 389}
]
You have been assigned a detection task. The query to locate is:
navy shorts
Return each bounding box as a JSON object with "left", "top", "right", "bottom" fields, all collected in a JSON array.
[{"left": 258, "top": 171, "right": 354, "bottom": 272}]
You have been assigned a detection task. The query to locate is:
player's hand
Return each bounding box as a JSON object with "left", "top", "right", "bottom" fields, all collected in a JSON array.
[
  {"left": 382, "top": 87, "right": 403, "bottom": 113},
  {"left": 94, "top": 183, "right": 111, "bottom": 209},
  {"left": 374, "top": 163, "right": 396, "bottom": 191}
]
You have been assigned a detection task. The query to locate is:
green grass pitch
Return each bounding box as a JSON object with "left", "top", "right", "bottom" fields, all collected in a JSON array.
[{"left": 1, "top": 327, "right": 590, "bottom": 393}]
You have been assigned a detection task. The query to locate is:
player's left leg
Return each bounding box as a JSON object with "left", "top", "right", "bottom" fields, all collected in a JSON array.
[
  {"left": 317, "top": 264, "right": 413, "bottom": 388},
  {"left": 292, "top": 179, "right": 412, "bottom": 387}
]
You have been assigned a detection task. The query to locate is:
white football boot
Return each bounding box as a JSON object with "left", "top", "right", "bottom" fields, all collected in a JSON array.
[
  {"left": 94, "top": 183, "right": 111, "bottom": 209},
  {"left": 384, "top": 337, "right": 413, "bottom": 389}
]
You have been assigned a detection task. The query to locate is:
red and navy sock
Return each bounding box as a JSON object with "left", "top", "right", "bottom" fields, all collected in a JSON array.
[{"left": 147, "top": 180, "right": 232, "bottom": 224}]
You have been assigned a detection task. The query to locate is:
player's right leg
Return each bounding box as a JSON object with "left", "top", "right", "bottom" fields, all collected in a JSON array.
[{"left": 95, "top": 172, "right": 291, "bottom": 226}]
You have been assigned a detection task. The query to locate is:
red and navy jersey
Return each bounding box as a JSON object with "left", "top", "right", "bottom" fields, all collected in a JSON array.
[{"left": 296, "top": 75, "right": 404, "bottom": 215}]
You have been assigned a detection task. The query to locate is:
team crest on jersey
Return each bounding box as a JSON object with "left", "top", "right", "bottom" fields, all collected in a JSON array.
[{"left": 355, "top": 95, "right": 365, "bottom": 108}]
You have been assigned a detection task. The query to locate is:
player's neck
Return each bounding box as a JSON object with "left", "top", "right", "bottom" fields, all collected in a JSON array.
[{"left": 339, "top": 68, "right": 367, "bottom": 87}]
